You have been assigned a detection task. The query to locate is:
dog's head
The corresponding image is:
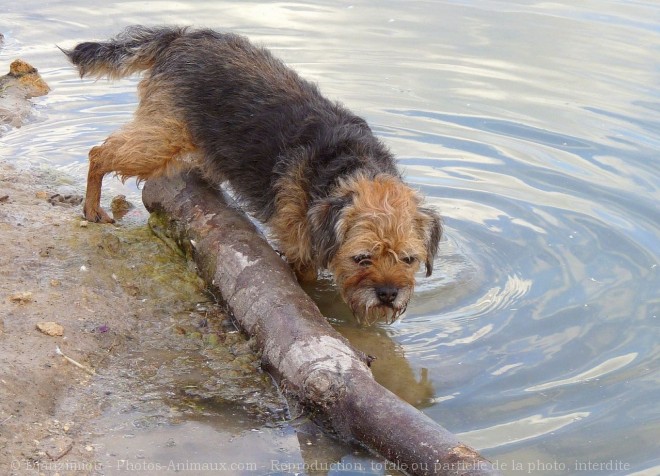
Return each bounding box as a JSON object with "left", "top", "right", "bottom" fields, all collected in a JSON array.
[{"left": 309, "top": 174, "right": 442, "bottom": 325}]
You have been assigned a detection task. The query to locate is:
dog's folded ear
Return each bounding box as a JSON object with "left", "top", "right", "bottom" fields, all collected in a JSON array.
[
  {"left": 308, "top": 196, "right": 351, "bottom": 268},
  {"left": 416, "top": 207, "right": 442, "bottom": 277}
]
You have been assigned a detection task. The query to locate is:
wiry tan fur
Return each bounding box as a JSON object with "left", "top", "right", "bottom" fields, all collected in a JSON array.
[
  {"left": 83, "top": 80, "right": 198, "bottom": 222},
  {"left": 326, "top": 175, "right": 431, "bottom": 324},
  {"left": 269, "top": 160, "right": 318, "bottom": 281},
  {"left": 271, "top": 172, "right": 434, "bottom": 324}
]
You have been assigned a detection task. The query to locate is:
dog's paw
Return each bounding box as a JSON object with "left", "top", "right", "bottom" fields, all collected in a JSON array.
[{"left": 83, "top": 206, "right": 115, "bottom": 224}]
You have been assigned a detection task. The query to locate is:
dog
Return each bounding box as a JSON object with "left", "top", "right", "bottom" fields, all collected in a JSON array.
[{"left": 62, "top": 26, "right": 442, "bottom": 325}]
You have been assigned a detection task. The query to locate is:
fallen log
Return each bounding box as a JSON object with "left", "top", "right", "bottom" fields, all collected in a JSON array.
[{"left": 142, "top": 172, "right": 501, "bottom": 476}]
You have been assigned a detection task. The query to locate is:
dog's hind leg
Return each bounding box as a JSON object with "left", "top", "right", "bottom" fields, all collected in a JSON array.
[
  {"left": 84, "top": 140, "right": 119, "bottom": 223},
  {"left": 83, "top": 112, "right": 196, "bottom": 223}
]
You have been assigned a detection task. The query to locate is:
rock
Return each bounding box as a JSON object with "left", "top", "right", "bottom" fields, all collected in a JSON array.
[
  {"left": 9, "top": 291, "right": 33, "bottom": 303},
  {"left": 36, "top": 322, "right": 64, "bottom": 337},
  {"left": 1, "top": 59, "right": 50, "bottom": 128},
  {"left": 110, "top": 194, "right": 134, "bottom": 220},
  {"left": 0, "top": 59, "right": 50, "bottom": 99},
  {"left": 47, "top": 194, "right": 83, "bottom": 207}
]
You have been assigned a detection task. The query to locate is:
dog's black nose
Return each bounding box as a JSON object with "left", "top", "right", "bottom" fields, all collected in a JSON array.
[{"left": 376, "top": 285, "right": 399, "bottom": 304}]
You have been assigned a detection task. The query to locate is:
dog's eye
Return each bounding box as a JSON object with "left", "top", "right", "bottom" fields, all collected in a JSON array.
[
  {"left": 353, "top": 254, "right": 372, "bottom": 266},
  {"left": 402, "top": 256, "right": 417, "bottom": 265}
]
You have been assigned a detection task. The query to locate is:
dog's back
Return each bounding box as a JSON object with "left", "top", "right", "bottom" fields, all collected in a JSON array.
[
  {"left": 64, "top": 26, "right": 397, "bottom": 220},
  {"left": 157, "top": 30, "right": 398, "bottom": 218}
]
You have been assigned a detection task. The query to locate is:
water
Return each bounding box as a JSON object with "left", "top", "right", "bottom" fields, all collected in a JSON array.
[{"left": 2, "top": 1, "right": 658, "bottom": 474}]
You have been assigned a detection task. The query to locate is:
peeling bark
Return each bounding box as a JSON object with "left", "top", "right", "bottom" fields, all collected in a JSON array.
[{"left": 142, "top": 172, "right": 501, "bottom": 476}]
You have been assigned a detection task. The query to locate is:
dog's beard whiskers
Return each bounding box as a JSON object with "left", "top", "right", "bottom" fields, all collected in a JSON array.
[
  {"left": 388, "top": 302, "right": 407, "bottom": 324},
  {"left": 347, "top": 288, "right": 409, "bottom": 326},
  {"left": 348, "top": 296, "right": 379, "bottom": 326}
]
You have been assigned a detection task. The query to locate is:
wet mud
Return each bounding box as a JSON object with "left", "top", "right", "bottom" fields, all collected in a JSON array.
[{"left": 0, "top": 160, "right": 403, "bottom": 475}]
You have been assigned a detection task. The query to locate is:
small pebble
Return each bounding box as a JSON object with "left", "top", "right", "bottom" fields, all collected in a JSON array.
[
  {"left": 36, "top": 322, "right": 64, "bottom": 337},
  {"left": 110, "top": 194, "right": 134, "bottom": 219},
  {"left": 9, "top": 291, "right": 33, "bottom": 303}
]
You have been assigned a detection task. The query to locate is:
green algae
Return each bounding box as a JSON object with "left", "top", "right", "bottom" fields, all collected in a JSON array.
[{"left": 68, "top": 214, "right": 286, "bottom": 424}]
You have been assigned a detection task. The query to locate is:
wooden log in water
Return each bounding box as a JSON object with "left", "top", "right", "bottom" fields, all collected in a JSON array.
[{"left": 142, "top": 171, "right": 500, "bottom": 476}]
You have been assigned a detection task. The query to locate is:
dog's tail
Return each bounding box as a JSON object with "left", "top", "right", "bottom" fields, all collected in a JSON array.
[{"left": 61, "top": 25, "right": 187, "bottom": 80}]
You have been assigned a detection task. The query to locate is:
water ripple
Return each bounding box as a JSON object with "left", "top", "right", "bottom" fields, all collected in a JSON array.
[
  {"left": 526, "top": 353, "right": 638, "bottom": 392},
  {"left": 459, "top": 412, "right": 591, "bottom": 450}
]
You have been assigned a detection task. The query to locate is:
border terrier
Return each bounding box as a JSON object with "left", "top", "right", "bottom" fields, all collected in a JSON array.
[{"left": 62, "top": 26, "right": 442, "bottom": 325}]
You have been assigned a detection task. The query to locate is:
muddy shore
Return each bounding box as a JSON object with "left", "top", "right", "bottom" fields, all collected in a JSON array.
[{"left": 0, "top": 160, "right": 305, "bottom": 475}]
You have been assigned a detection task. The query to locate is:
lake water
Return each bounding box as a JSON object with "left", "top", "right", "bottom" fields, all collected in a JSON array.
[{"left": 2, "top": 1, "right": 658, "bottom": 475}]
